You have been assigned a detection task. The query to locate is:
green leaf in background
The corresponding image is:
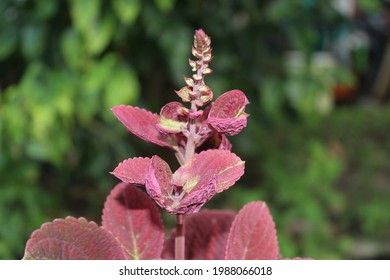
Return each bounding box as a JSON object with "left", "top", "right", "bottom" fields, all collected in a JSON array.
[
  {"left": 160, "top": 27, "right": 192, "bottom": 85},
  {"left": 113, "top": 0, "right": 141, "bottom": 25},
  {"left": 34, "top": 0, "right": 58, "bottom": 20},
  {"left": 84, "top": 14, "right": 115, "bottom": 56},
  {"left": 0, "top": 26, "right": 17, "bottom": 60},
  {"left": 21, "top": 24, "right": 46, "bottom": 60},
  {"left": 69, "top": 0, "right": 101, "bottom": 33},
  {"left": 61, "top": 29, "right": 85, "bottom": 69},
  {"left": 357, "top": 0, "right": 381, "bottom": 13},
  {"left": 104, "top": 64, "right": 140, "bottom": 112},
  {"left": 154, "top": 0, "right": 176, "bottom": 12}
]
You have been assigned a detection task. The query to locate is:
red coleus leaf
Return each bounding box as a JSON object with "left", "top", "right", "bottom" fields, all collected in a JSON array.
[
  {"left": 225, "top": 201, "right": 280, "bottom": 260},
  {"left": 145, "top": 150, "right": 245, "bottom": 214},
  {"left": 174, "top": 149, "right": 245, "bottom": 193},
  {"left": 144, "top": 156, "right": 175, "bottom": 210},
  {"left": 102, "top": 183, "right": 164, "bottom": 260},
  {"left": 111, "top": 157, "right": 151, "bottom": 185},
  {"left": 208, "top": 90, "right": 249, "bottom": 136},
  {"left": 23, "top": 217, "right": 126, "bottom": 260},
  {"left": 157, "top": 102, "right": 188, "bottom": 134},
  {"left": 112, "top": 105, "right": 173, "bottom": 148},
  {"left": 162, "top": 210, "right": 236, "bottom": 260}
]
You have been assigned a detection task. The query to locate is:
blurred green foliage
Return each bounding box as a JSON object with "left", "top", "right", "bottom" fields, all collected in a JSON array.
[{"left": 0, "top": 0, "right": 388, "bottom": 259}]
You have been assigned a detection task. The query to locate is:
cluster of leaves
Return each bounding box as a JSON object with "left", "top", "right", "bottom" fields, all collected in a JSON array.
[
  {"left": 24, "top": 183, "right": 281, "bottom": 260},
  {"left": 22, "top": 29, "right": 297, "bottom": 260}
]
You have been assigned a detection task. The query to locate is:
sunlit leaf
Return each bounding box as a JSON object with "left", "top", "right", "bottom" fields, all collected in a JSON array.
[
  {"left": 174, "top": 150, "right": 245, "bottom": 193},
  {"left": 102, "top": 183, "right": 164, "bottom": 260},
  {"left": 60, "top": 29, "right": 85, "bottom": 69},
  {"left": 113, "top": 0, "right": 141, "bottom": 24},
  {"left": 104, "top": 64, "right": 140, "bottom": 109},
  {"left": 225, "top": 201, "right": 280, "bottom": 260},
  {"left": 112, "top": 105, "right": 173, "bottom": 148},
  {"left": 111, "top": 157, "right": 151, "bottom": 185},
  {"left": 70, "top": 0, "right": 100, "bottom": 32},
  {"left": 154, "top": 0, "right": 176, "bottom": 12},
  {"left": 23, "top": 217, "right": 126, "bottom": 260}
]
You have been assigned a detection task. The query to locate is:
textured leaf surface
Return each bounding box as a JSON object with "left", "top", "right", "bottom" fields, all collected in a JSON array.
[
  {"left": 208, "top": 90, "right": 249, "bottom": 136},
  {"left": 23, "top": 217, "right": 126, "bottom": 260},
  {"left": 111, "top": 157, "right": 151, "bottom": 185},
  {"left": 174, "top": 150, "right": 245, "bottom": 193},
  {"left": 102, "top": 183, "right": 164, "bottom": 260},
  {"left": 145, "top": 155, "right": 174, "bottom": 209},
  {"left": 145, "top": 151, "right": 244, "bottom": 215},
  {"left": 112, "top": 105, "right": 173, "bottom": 148},
  {"left": 162, "top": 210, "right": 236, "bottom": 259},
  {"left": 225, "top": 201, "right": 280, "bottom": 260},
  {"left": 157, "top": 102, "right": 188, "bottom": 134}
]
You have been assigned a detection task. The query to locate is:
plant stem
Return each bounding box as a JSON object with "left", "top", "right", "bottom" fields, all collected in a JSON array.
[
  {"left": 175, "top": 214, "right": 185, "bottom": 260},
  {"left": 183, "top": 101, "right": 198, "bottom": 163}
]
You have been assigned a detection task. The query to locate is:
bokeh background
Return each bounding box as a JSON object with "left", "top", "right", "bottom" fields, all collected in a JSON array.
[{"left": 1, "top": 0, "right": 390, "bottom": 260}]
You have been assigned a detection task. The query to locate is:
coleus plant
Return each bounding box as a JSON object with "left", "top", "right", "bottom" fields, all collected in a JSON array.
[{"left": 23, "top": 29, "right": 300, "bottom": 260}]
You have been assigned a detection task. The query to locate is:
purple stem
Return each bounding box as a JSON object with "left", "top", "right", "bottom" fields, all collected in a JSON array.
[{"left": 175, "top": 214, "right": 185, "bottom": 260}]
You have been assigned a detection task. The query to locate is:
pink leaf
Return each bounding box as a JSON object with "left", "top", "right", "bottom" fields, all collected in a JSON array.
[
  {"left": 162, "top": 210, "right": 236, "bottom": 259},
  {"left": 111, "top": 157, "right": 151, "bottom": 185},
  {"left": 23, "top": 217, "right": 126, "bottom": 260},
  {"left": 225, "top": 201, "right": 280, "bottom": 260},
  {"left": 102, "top": 183, "right": 164, "bottom": 260},
  {"left": 145, "top": 156, "right": 174, "bottom": 210},
  {"left": 208, "top": 90, "right": 249, "bottom": 136},
  {"left": 112, "top": 105, "right": 173, "bottom": 148},
  {"left": 157, "top": 102, "right": 188, "bottom": 134},
  {"left": 174, "top": 150, "right": 245, "bottom": 193},
  {"left": 208, "top": 116, "right": 247, "bottom": 136},
  {"left": 178, "top": 178, "right": 217, "bottom": 214}
]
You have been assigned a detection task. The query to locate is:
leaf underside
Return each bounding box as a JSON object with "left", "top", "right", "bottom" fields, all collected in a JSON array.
[
  {"left": 102, "top": 183, "right": 164, "bottom": 260},
  {"left": 225, "top": 201, "right": 280, "bottom": 260},
  {"left": 23, "top": 217, "right": 126, "bottom": 260}
]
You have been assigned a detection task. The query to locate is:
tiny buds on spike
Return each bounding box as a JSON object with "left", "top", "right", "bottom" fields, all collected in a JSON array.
[
  {"left": 189, "top": 59, "right": 198, "bottom": 71},
  {"left": 192, "top": 47, "right": 202, "bottom": 59},
  {"left": 184, "top": 77, "right": 195, "bottom": 87},
  {"left": 193, "top": 74, "right": 202, "bottom": 81},
  {"left": 203, "top": 54, "right": 212, "bottom": 63},
  {"left": 175, "top": 86, "right": 191, "bottom": 102},
  {"left": 202, "top": 68, "right": 213, "bottom": 75}
]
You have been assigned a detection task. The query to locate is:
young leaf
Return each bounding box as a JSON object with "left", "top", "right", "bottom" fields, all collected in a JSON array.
[
  {"left": 225, "top": 201, "right": 280, "bottom": 260},
  {"left": 111, "top": 157, "right": 151, "bottom": 185},
  {"left": 162, "top": 210, "right": 236, "bottom": 259},
  {"left": 157, "top": 102, "right": 188, "bottom": 134},
  {"left": 102, "top": 183, "right": 164, "bottom": 260},
  {"left": 208, "top": 90, "right": 249, "bottom": 136},
  {"left": 23, "top": 217, "right": 126, "bottom": 260},
  {"left": 112, "top": 105, "right": 173, "bottom": 148}
]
